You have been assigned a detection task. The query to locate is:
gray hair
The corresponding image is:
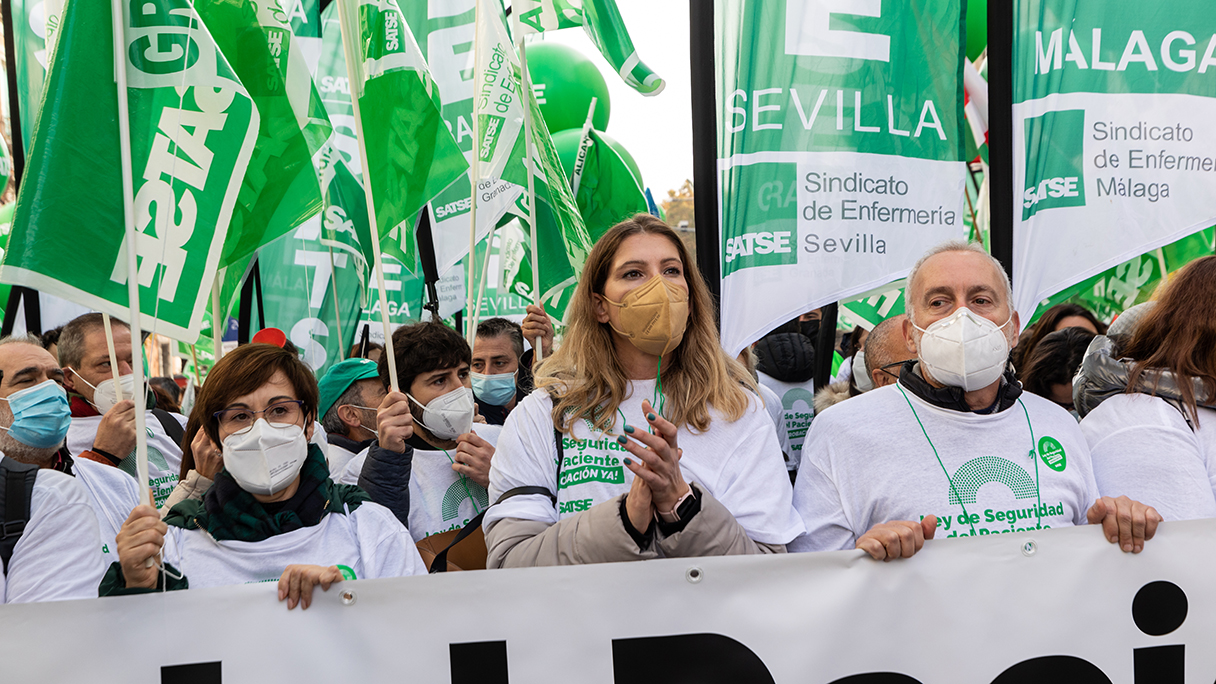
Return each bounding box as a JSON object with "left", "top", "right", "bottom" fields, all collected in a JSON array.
[
  {"left": 58, "top": 313, "right": 129, "bottom": 371},
  {"left": 905, "top": 241, "right": 1013, "bottom": 319},
  {"left": 0, "top": 334, "right": 45, "bottom": 349},
  {"left": 320, "top": 382, "right": 365, "bottom": 436},
  {"left": 475, "top": 317, "right": 525, "bottom": 360},
  {"left": 862, "top": 314, "right": 908, "bottom": 376}
]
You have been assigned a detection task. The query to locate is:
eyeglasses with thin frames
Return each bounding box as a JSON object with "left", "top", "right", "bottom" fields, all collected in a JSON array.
[{"left": 214, "top": 400, "right": 305, "bottom": 435}]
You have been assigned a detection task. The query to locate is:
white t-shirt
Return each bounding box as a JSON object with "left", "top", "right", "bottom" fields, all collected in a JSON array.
[
  {"left": 339, "top": 426, "right": 502, "bottom": 542},
  {"left": 72, "top": 457, "right": 140, "bottom": 568},
  {"left": 486, "top": 383, "right": 805, "bottom": 546},
  {"left": 159, "top": 501, "right": 426, "bottom": 588},
  {"left": 0, "top": 461, "right": 105, "bottom": 604},
  {"left": 327, "top": 441, "right": 361, "bottom": 479},
  {"left": 756, "top": 383, "right": 792, "bottom": 459},
  {"left": 67, "top": 412, "right": 185, "bottom": 508},
  {"left": 1081, "top": 393, "right": 1216, "bottom": 522},
  {"left": 790, "top": 383, "right": 1100, "bottom": 552},
  {"left": 756, "top": 371, "right": 815, "bottom": 472}
]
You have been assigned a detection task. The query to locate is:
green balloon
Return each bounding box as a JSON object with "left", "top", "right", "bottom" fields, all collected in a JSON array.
[
  {"left": 965, "top": 0, "right": 987, "bottom": 63},
  {"left": 526, "top": 43, "right": 611, "bottom": 133},
  {"left": 552, "top": 129, "right": 643, "bottom": 189}
]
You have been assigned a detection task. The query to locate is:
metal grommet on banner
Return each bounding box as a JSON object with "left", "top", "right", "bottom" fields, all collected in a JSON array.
[
  {"left": 1021, "top": 540, "right": 1037, "bottom": 557},
  {"left": 341, "top": 590, "right": 357, "bottom": 606},
  {"left": 686, "top": 567, "right": 703, "bottom": 584}
]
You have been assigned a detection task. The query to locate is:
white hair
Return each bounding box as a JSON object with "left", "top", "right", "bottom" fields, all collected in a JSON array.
[{"left": 905, "top": 241, "right": 1014, "bottom": 319}]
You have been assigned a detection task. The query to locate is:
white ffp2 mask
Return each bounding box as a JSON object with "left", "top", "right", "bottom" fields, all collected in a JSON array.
[
  {"left": 221, "top": 419, "right": 309, "bottom": 496},
  {"left": 408, "top": 386, "right": 474, "bottom": 440},
  {"left": 912, "top": 308, "right": 1013, "bottom": 392}
]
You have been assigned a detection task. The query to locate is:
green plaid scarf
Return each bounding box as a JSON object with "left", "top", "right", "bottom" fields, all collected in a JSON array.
[{"left": 164, "top": 443, "right": 369, "bottom": 542}]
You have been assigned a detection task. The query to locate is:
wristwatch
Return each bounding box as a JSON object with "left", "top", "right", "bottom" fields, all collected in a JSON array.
[{"left": 656, "top": 487, "right": 697, "bottom": 524}]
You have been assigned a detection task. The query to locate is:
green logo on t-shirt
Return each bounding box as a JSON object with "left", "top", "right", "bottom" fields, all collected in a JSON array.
[
  {"left": 1038, "top": 436, "right": 1067, "bottom": 472},
  {"left": 337, "top": 564, "right": 357, "bottom": 581}
]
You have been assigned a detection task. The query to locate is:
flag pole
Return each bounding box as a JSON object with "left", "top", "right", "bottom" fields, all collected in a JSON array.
[
  {"left": 470, "top": 223, "right": 496, "bottom": 343},
  {"left": 513, "top": 23, "right": 543, "bottom": 362},
  {"left": 109, "top": 0, "right": 151, "bottom": 511},
  {"left": 326, "top": 246, "right": 346, "bottom": 358},
  {"left": 571, "top": 97, "right": 598, "bottom": 195},
  {"left": 338, "top": 0, "right": 400, "bottom": 392},
  {"left": 465, "top": 0, "right": 482, "bottom": 347},
  {"left": 211, "top": 272, "right": 224, "bottom": 362},
  {"left": 101, "top": 313, "right": 124, "bottom": 403}
]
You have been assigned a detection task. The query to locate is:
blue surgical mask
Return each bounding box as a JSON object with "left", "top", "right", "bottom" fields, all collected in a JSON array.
[
  {"left": 470, "top": 371, "right": 517, "bottom": 407},
  {"left": 0, "top": 380, "right": 72, "bottom": 449}
]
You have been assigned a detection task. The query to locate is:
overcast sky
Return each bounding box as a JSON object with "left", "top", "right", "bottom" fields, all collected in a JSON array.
[{"left": 535, "top": 2, "right": 695, "bottom": 200}]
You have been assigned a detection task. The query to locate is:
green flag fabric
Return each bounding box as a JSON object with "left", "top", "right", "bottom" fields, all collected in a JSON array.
[
  {"left": 257, "top": 220, "right": 364, "bottom": 377},
  {"left": 338, "top": 0, "right": 468, "bottom": 268},
  {"left": 470, "top": 0, "right": 590, "bottom": 320},
  {"left": 0, "top": 0, "right": 258, "bottom": 341},
  {"left": 514, "top": 0, "right": 665, "bottom": 96},
  {"left": 197, "top": 0, "right": 326, "bottom": 267},
  {"left": 11, "top": 0, "right": 63, "bottom": 151},
  {"left": 569, "top": 126, "right": 649, "bottom": 243}
]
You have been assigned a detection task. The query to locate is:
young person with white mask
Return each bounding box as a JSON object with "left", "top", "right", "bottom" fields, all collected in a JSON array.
[
  {"left": 0, "top": 336, "right": 106, "bottom": 603},
  {"left": 485, "top": 215, "right": 804, "bottom": 566},
  {"left": 790, "top": 241, "right": 1162, "bottom": 559},
  {"left": 58, "top": 313, "right": 185, "bottom": 508},
  {"left": 341, "top": 322, "right": 500, "bottom": 550},
  {"left": 105, "top": 343, "right": 424, "bottom": 608}
]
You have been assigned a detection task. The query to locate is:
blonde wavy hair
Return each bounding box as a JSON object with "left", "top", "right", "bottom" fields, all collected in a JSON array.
[{"left": 536, "top": 214, "right": 757, "bottom": 434}]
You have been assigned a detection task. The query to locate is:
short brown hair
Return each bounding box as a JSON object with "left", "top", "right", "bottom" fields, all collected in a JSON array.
[
  {"left": 381, "top": 321, "right": 470, "bottom": 392},
  {"left": 193, "top": 343, "right": 319, "bottom": 444}
]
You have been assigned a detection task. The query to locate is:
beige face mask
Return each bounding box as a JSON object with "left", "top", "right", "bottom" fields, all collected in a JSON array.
[{"left": 602, "top": 275, "right": 690, "bottom": 357}]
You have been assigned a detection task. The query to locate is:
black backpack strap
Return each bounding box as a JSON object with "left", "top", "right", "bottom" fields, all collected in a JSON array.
[
  {"left": 151, "top": 409, "right": 186, "bottom": 448},
  {"left": 491, "top": 427, "right": 563, "bottom": 506},
  {"left": 0, "top": 458, "right": 39, "bottom": 575},
  {"left": 429, "top": 510, "right": 487, "bottom": 574}
]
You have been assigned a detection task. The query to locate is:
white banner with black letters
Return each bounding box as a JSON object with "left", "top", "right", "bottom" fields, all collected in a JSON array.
[{"left": 1, "top": 520, "right": 1212, "bottom": 683}]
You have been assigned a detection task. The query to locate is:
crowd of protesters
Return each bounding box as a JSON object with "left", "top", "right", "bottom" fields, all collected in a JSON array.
[{"left": 0, "top": 214, "right": 1196, "bottom": 609}]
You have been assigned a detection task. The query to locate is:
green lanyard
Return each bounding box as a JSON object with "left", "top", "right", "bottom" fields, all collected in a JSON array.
[{"left": 896, "top": 384, "right": 1042, "bottom": 535}]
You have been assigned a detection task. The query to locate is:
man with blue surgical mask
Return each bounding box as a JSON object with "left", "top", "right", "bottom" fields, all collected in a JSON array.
[
  {"left": 790, "top": 241, "right": 1163, "bottom": 561},
  {"left": 0, "top": 336, "right": 125, "bottom": 602},
  {"left": 471, "top": 312, "right": 554, "bottom": 426}
]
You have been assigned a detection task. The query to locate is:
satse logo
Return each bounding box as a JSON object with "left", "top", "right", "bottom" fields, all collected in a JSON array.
[{"left": 1022, "top": 109, "right": 1087, "bottom": 220}]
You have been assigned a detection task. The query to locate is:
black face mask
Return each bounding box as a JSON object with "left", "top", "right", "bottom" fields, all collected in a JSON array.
[{"left": 798, "top": 320, "right": 820, "bottom": 342}]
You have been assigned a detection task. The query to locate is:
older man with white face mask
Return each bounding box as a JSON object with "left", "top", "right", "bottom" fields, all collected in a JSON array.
[{"left": 790, "top": 241, "right": 1162, "bottom": 560}]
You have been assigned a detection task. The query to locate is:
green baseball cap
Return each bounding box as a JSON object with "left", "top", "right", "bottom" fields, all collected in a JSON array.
[{"left": 318, "top": 358, "right": 382, "bottom": 418}]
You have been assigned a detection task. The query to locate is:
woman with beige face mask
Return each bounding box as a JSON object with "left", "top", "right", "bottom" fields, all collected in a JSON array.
[{"left": 482, "top": 215, "right": 805, "bottom": 566}]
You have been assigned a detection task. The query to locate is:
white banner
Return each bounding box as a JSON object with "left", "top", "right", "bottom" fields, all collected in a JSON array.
[{"left": 2, "top": 520, "right": 1213, "bottom": 682}]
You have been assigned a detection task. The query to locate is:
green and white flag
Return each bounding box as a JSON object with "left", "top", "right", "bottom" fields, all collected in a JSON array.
[
  {"left": 195, "top": 0, "right": 325, "bottom": 268},
  {"left": 569, "top": 125, "right": 649, "bottom": 242},
  {"left": 1012, "top": 2, "right": 1216, "bottom": 321},
  {"left": 257, "top": 219, "right": 364, "bottom": 377},
  {"left": 338, "top": 0, "right": 468, "bottom": 267},
  {"left": 717, "top": 0, "right": 967, "bottom": 356},
  {"left": 514, "top": 0, "right": 665, "bottom": 96},
  {"left": 0, "top": 0, "right": 258, "bottom": 341},
  {"left": 11, "top": 0, "right": 63, "bottom": 151},
  {"left": 1028, "top": 228, "right": 1216, "bottom": 326}
]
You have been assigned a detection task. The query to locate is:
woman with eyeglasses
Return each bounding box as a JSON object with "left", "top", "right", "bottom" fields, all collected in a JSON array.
[{"left": 102, "top": 344, "right": 426, "bottom": 608}]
